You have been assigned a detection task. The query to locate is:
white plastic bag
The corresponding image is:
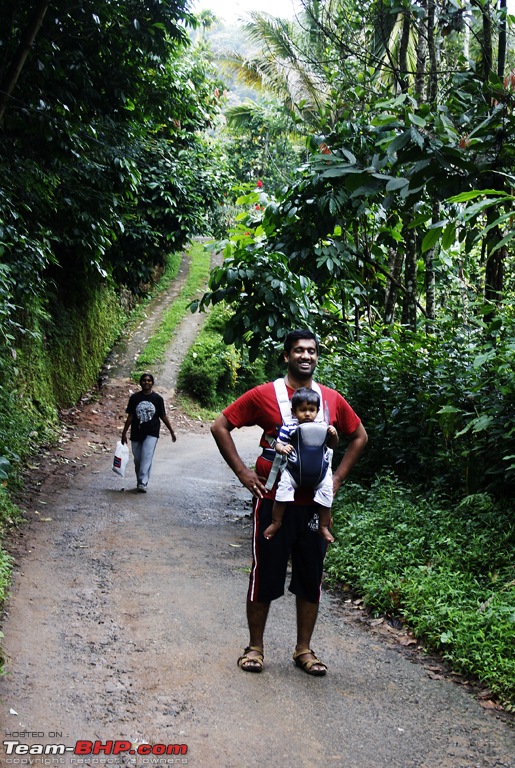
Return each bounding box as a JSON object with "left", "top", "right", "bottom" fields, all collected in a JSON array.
[{"left": 112, "top": 440, "right": 129, "bottom": 477}]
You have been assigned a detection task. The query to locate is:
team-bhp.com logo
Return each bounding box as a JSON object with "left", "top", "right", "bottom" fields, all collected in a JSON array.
[{"left": 3, "top": 740, "right": 188, "bottom": 759}]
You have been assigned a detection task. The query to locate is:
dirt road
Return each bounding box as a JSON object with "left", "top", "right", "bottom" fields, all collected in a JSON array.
[{"left": 1, "top": 265, "right": 514, "bottom": 768}]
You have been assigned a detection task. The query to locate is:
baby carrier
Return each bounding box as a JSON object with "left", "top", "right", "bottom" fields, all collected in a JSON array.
[
  {"left": 286, "top": 421, "right": 330, "bottom": 488},
  {"left": 264, "top": 379, "right": 332, "bottom": 491}
]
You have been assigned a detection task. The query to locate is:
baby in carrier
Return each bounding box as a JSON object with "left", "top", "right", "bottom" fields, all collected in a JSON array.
[{"left": 264, "top": 386, "right": 338, "bottom": 543}]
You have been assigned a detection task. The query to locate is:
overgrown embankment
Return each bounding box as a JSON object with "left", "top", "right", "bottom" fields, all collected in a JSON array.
[
  {"left": 0, "top": 249, "right": 187, "bottom": 618},
  {"left": 0, "top": 278, "right": 123, "bottom": 605}
]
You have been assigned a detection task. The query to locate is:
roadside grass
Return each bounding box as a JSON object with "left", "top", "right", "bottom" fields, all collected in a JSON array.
[
  {"left": 326, "top": 474, "right": 515, "bottom": 707},
  {"left": 0, "top": 484, "right": 25, "bottom": 671},
  {"left": 175, "top": 391, "right": 221, "bottom": 423},
  {"left": 123, "top": 251, "right": 183, "bottom": 339},
  {"left": 176, "top": 302, "right": 267, "bottom": 417},
  {"left": 0, "top": 487, "right": 22, "bottom": 595},
  {"left": 132, "top": 241, "right": 211, "bottom": 379}
]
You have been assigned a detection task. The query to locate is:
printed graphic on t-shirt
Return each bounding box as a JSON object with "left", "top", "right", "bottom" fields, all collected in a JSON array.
[
  {"left": 308, "top": 512, "right": 319, "bottom": 532},
  {"left": 136, "top": 399, "right": 156, "bottom": 425}
]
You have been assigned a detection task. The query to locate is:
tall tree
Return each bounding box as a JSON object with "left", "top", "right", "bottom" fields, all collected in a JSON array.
[{"left": 0, "top": 0, "right": 49, "bottom": 122}]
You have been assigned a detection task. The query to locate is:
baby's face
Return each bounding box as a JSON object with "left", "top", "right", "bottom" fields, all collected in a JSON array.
[{"left": 293, "top": 402, "right": 319, "bottom": 423}]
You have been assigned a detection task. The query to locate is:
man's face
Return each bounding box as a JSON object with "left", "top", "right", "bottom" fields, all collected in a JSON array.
[{"left": 284, "top": 338, "right": 318, "bottom": 380}]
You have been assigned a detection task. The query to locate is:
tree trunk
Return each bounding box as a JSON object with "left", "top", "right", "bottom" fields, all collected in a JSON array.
[
  {"left": 415, "top": 1, "right": 428, "bottom": 101},
  {"left": 498, "top": 0, "right": 507, "bottom": 78},
  {"left": 401, "top": 225, "right": 417, "bottom": 331},
  {"left": 424, "top": 202, "right": 439, "bottom": 330},
  {"left": 485, "top": 245, "right": 505, "bottom": 305},
  {"left": 397, "top": 7, "right": 411, "bottom": 93},
  {"left": 0, "top": 0, "right": 50, "bottom": 123},
  {"left": 384, "top": 247, "right": 404, "bottom": 325},
  {"left": 480, "top": 1, "right": 493, "bottom": 81},
  {"left": 427, "top": 0, "right": 438, "bottom": 103},
  {"left": 483, "top": 202, "right": 506, "bottom": 308}
]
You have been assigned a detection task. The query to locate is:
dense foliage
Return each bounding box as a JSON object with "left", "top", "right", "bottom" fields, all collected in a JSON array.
[
  {"left": 0, "top": 0, "right": 232, "bottom": 465},
  {"left": 178, "top": 303, "right": 267, "bottom": 407},
  {"left": 197, "top": 0, "right": 515, "bottom": 500},
  {"left": 0, "top": 1, "right": 234, "bottom": 609},
  {"left": 326, "top": 477, "right": 515, "bottom": 703},
  {"left": 318, "top": 312, "right": 515, "bottom": 497}
]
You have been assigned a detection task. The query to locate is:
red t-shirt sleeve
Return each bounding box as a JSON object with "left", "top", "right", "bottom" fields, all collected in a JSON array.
[
  {"left": 223, "top": 383, "right": 280, "bottom": 436},
  {"left": 332, "top": 390, "right": 361, "bottom": 436}
]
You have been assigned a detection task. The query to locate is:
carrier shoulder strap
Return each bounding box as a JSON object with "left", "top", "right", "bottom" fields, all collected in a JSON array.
[{"left": 273, "top": 378, "right": 325, "bottom": 422}]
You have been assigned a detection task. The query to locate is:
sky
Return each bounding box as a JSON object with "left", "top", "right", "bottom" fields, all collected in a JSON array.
[
  {"left": 193, "top": 0, "right": 515, "bottom": 24},
  {"left": 192, "top": 0, "right": 300, "bottom": 24}
]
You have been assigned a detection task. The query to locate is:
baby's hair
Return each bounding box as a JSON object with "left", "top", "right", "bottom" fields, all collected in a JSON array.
[{"left": 291, "top": 386, "right": 320, "bottom": 412}]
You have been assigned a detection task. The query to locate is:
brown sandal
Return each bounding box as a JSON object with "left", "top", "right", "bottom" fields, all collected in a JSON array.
[
  {"left": 238, "top": 646, "right": 264, "bottom": 672},
  {"left": 293, "top": 648, "right": 327, "bottom": 676}
]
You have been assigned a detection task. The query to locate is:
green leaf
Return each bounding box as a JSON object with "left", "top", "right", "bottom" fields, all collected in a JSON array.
[
  {"left": 441, "top": 223, "right": 457, "bottom": 250},
  {"left": 447, "top": 189, "right": 508, "bottom": 203},
  {"left": 421, "top": 227, "right": 442, "bottom": 253},
  {"left": 0, "top": 457, "right": 11, "bottom": 480},
  {"left": 320, "top": 166, "right": 362, "bottom": 179},
  {"left": 410, "top": 127, "right": 424, "bottom": 148},
  {"left": 473, "top": 351, "right": 495, "bottom": 368},
  {"left": 490, "top": 230, "right": 515, "bottom": 254},
  {"left": 408, "top": 113, "right": 426, "bottom": 127},
  {"left": 385, "top": 177, "right": 409, "bottom": 192},
  {"left": 387, "top": 130, "right": 411, "bottom": 154},
  {"left": 471, "top": 414, "right": 494, "bottom": 432}
]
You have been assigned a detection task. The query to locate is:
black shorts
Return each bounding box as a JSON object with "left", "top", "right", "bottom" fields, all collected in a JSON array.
[{"left": 247, "top": 497, "right": 328, "bottom": 604}]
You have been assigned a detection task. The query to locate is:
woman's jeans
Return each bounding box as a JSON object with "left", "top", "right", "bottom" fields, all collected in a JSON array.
[{"left": 131, "top": 436, "right": 158, "bottom": 487}]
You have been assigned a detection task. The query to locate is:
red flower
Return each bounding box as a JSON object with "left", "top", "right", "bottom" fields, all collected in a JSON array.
[{"left": 256, "top": 179, "right": 263, "bottom": 188}]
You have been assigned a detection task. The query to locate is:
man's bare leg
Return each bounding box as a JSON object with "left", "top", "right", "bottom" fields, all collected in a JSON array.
[
  {"left": 238, "top": 599, "right": 270, "bottom": 671},
  {"left": 294, "top": 595, "right": 326, "bottom": 673}
]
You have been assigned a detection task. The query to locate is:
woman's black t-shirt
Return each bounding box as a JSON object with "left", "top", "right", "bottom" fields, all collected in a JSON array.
[{"left": 126, "top": 391, "right": 165, "bottom": 442}]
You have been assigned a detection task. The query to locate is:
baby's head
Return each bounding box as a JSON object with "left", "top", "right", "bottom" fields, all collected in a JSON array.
[{"left": 291, "top": 387, "right": 320, "bottom": 423}]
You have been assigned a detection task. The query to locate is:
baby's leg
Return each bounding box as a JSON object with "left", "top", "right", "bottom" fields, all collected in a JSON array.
[
  {"left": 317, "top": 505, "right": 334, "bottom": 543},
  {"left": 264, "top": 501, "right": 286, "bottom": 540}
]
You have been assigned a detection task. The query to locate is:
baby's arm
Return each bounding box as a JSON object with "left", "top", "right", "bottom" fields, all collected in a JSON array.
[
  {"left": 326, "top": 425, "right": 339, "bottom": 449},
  {"left": 276, "top": 440, "right": 294, "bottom": 456}
]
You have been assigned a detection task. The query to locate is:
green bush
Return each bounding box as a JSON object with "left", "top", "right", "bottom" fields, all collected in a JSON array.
[
  {"left": 177, "top": 305, "right": 241, "bottom": 407},
  {"left": 318, "top": 313, "right": 515, "bottom": 498},
  {"left": 178, "top": 303, "right": 268, "bottom": 407},
  {"left": 326, "top": 475, "right": 515, "bottom": 702}
]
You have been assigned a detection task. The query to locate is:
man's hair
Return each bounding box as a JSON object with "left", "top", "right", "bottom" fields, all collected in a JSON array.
[
  {"left": 283, "top": 329, "right": 319, "bottom": 355},
  {"left": 291, "top": 386, "right": 320, "bottom": 412}
]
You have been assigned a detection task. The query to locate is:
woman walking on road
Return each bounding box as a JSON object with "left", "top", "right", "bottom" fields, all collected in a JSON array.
[{"left": 121, "top": 373, "right": 176, "bottom": 492}]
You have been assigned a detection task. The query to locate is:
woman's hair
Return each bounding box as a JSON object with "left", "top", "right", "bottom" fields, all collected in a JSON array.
[
  {"left": 139, "top": 373, "right": 155, "bottom": 385},
  {"left": 291, "top": 386, "right": 320, "bottom": 412}
]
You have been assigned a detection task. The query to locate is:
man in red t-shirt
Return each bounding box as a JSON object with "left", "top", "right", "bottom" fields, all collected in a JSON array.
[{"left": 211, "top": 330, "right": 367, "bottom": 676}]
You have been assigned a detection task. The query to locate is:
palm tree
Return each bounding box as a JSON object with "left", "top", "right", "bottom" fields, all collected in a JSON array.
[{"left": 218, "top": 10, "right": 332, "bottom": 127}]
